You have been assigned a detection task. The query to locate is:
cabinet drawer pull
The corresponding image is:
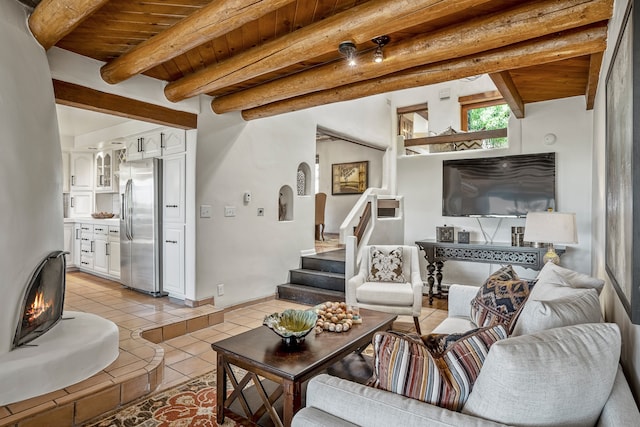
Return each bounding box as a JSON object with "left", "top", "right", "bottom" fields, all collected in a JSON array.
[
  {"left": 165, "top": 240, "right": 178, "bottom": 244},
  {"left": 70, "top": 197, "right": 75, "bottom": 208},
  {"left": 90, "top": 241, "right": 95, "bottom": 253},
  {"left": 106, "top": 242, "right": 110, "bottom": 256},
  {"left": 81, "top": 261, "right": 89, "bottom": 265},
  {"left": 71, "top": 175, "right": 76, "bottom": 186},
  {"left": 160, "top": 132, "right": 165, "bottom": 149},
  {"left": 165, "top": 204, "right": 179, "bottom": 208},
  {"left": 109, "top": 230, "right": 119, "bottom": 233}
]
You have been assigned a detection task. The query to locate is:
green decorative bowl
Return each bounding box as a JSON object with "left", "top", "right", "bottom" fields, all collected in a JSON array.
[{"left": 263, "top": 309, "right": 318, "bottom": 345}]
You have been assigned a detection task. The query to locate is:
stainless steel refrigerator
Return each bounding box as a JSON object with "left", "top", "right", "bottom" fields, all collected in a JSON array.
[{"left": 119, "top": 158, "right": 164, "bottom": 296}]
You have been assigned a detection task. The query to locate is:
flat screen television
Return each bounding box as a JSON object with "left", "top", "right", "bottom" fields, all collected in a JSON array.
[{"left": 442, "top": 152, "right": 556, "bottom": 217}]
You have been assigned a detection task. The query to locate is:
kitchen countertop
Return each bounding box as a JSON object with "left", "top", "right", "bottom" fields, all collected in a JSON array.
[{"left": 64, "top": 217, "right": 120, "bottom": 226}]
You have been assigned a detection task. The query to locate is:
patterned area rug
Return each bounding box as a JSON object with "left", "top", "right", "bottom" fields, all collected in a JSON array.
[{"left": 85, "top": 371, "right": 247, "bottom": 427}]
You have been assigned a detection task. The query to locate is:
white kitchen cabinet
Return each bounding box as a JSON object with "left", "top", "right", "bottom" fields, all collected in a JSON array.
[
  {"left": 73, "top": 223, "right": 81, "bottom": 267},
  {"left": 79, "top": 224, "right": 94, "bottom": 270},
  {"left": 70, "top": 152, "right": 93, "bottom": 191},
  {"left": 95, "top": 150, "right": 116, "bottom": 192},
  {"left": 108, "top": 226, "right": 120, "bottom": 278},
  {"left": 63, "top": 223, "right": 73, "bottom": 268},
  {"left": 163, "top": 154, "right": 186, "bottom": 224},
  {"left": 160, "top": 128, "right": 186, "bottom": 156},
  {"left": 163, "top": 225, "right": 185, "bottom": 297},
  {"left": 93, "top": 225, "right": 109, "bottom": 274},
  {"left": 62, "top": 151, "right": 70, "bottom": 193},
  {"left": 125, "top": 128, "right": 185, "bottom": 162},
  {"left": 69, "top": 192, "right": 93, "bottom": 218}
]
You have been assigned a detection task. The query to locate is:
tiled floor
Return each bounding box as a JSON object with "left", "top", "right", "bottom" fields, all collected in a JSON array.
[{"left": 1, "top": 256, "right": 448, "bottom": 426}]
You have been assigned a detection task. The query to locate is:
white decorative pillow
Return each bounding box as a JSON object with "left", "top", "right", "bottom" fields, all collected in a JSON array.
[
  {"left": 368, "top": 246, "right": 405, "bottom": 283},
  {"left": 536, "top": 262, "right": 604, "bottom": 295},
  {"left": 511, "top": 288, "right": 602, "bottom": 336},
  {"left": 462, "top": 323, "right": 621, "bottom": 427}
]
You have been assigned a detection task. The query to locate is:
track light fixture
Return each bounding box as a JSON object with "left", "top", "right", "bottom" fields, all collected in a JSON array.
[
  {"left": 338, "top": 41, "right": 357, "bottom": 67},
  {"left": 371, "top": 35, "right": 390, "bottom": 63}
]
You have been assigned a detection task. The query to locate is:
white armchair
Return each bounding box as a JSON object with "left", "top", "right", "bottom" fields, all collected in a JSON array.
[{"left": 346, "top": 245, "right": 423, "bottom": 334}]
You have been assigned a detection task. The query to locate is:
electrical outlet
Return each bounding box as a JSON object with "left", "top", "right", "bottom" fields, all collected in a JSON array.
[
  {"left": 217, "top": 284, "right": 225, "bottom": 296},
  {"left": 257, "top": 208, "right": 264, "bottom": 216},
  {"left": 224, "top": 206, "right": 236, "bottom": 217},
  {"left": 199, "top": 205, "right": 212, "bottom": 218}
]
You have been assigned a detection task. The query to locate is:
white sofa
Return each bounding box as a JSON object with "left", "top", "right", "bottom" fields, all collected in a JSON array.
[{"left": 293, "top": 263, "right": 640, "bottom": 427}]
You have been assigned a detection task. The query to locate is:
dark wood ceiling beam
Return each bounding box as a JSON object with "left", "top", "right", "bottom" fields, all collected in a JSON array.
[
  {"left": 53, "top": 80, "right": 197, "bottom": 129},
  {"left": 585, "top": 51, "right": 604, "bottom": 109},
  {"left": 29, "top": 0, "right": 110, "bottom": 50},
  {"left": 489, "top": 71, "right": 525, "bottom": 118},
  {"left": 213, "top": 0, "right": 613, "bottom": 114},
  {"left": 240, "top": 24, "right": 607, "bottom": 120},
  {"left": 164, "top": 0, "right": 498, "bottom": 102},
  {"left": 100, "top": 0, "right": 296, "bottom": 85}
]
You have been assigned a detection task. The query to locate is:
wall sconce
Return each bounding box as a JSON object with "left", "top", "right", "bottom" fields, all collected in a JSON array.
[
  {"left": 338, "top": 41, "right": 357, "bottom": 67},
  {"left": 371, "top": 35, "right": 390, "bottom": 63}
]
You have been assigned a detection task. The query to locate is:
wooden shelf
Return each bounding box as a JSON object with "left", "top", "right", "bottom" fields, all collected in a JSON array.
[{"left": 404, "top": 128, "right": 507, "bottom": 147}]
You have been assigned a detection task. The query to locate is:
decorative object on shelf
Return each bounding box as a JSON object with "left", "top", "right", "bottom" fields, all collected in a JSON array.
[
  {"left": 91, "top": 212, "right": 115, "bottom": 219},
  {"left": 458, "top": 230, "right": 470, "bottom": 244},
  {"left": 338, "top": 41, "right": 357, "bottom": 67},
  {"left": 313, "top": 301, "right": 360, "bottom": 335},
  {"left": 278, "top": 192, "right": 286, "bottom": 221},
  {"left": 436, "top": 225, "right": 454, "bottom": 243},
  {"left": 332, "top": 161, "right": 368, "bottom": 195},
  {"left": 523, "top": 212, "right": 577, "bottom": 265},
  {"left": 371, "top": 35, "right": 390, "bottom": 63},
  {"left": 263, "top": 309, "right": 317, "bottom": 346},
  {"left": 511, "top": 226, "right": 525, "bottom": 247}
]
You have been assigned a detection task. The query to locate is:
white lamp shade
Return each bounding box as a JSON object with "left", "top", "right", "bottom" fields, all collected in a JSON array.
[{"left": 523, "top": 212, "right": 578, "bottom": 244}]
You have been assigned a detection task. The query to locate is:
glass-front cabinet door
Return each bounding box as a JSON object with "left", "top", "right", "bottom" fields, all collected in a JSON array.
[{"left": 95, "top": 151, "right": 113, "bottom": 192}]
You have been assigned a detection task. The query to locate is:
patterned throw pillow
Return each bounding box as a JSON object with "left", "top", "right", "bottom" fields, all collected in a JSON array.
[
  {"left": 368, "top": 246, "right": 405, "bottom": 283},
  {"left": 470, "top": 265, "right": 535, "bottom": 332},
  {"left": 371, "top": 325, "right": 507, "bottom": 411}
]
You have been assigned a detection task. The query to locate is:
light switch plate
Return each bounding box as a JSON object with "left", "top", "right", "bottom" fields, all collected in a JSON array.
[
  {"left": 200, "top": 205, "right": 212, "bottom": 218},
  {"left": 224, "top": 206, "right": 236, "bottom": 217}
]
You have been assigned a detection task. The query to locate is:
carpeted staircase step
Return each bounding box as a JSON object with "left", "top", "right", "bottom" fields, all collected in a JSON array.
[
  {"left": 289, "top": 269, "right": 345, "bottom": 291},
  {"left": 277, "top": 283, "right": 345, "bottom": 306}
]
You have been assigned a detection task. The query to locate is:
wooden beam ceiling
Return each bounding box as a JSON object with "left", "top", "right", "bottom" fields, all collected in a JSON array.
[
  {"left": 211, "top": 0, "right": 612, "bottom": 115},
  {"left": 240, "top": 24, "right": 607, "bottom": 120},
  {"left": 53, "top": 80, "right": 197, "bottom": 129},
  {"left": 31, "top": 0, "right": 614, "bottom": 121}
]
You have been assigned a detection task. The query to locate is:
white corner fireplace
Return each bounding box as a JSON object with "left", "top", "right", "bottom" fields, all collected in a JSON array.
[{"left": 0, "top": 0, "right": 118, "bottom": 406}]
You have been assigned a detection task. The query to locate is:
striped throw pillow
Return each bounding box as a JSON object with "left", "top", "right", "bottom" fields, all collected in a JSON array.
[{"left": 372, "top": 325, "right": 507, "bottom": 411}]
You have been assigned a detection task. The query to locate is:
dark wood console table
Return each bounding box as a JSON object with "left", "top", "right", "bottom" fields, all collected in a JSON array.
[{"left": 415, "top": 240, "right": 565, "bottom": 305}]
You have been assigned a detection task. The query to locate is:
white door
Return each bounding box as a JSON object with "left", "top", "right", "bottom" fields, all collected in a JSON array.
[
  {"left": 161, "top": 128, "right": 186, "bottom": 156},
  {"left": 163, "top": 154, "right": 186, "bottom": 224},
  {"left": 163, "top": 226, "right": 185, "bottom": 297},
  {"left": 63, "top": 223, "right": 73, "bottom": 267},
  {"left": 70, "top": 192, "right": 93, "bottom": 217},
  {"left": 93, "top": 238, "right": 108, "bottom": 274},
  {"left": 73, "top": 224, "right": 81, "bottom": 267},
  {"left": 70, "top": 152, "right": 93, "bottom": 191},
  {"left": 141, "top": 132, "right": 162, "bottom": 158},
  {"left": 108, "top": 226, "right": 120, "bottom": 278}
]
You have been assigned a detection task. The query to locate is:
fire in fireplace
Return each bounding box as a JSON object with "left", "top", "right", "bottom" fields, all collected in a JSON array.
[{"left": 13, "top": 251, "right": 66, "bottom": 349}]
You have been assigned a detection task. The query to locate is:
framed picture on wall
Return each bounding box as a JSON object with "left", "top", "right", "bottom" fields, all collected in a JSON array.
[
  {"left": 605, "top": 0, "right": 640, "bottom": 324},
  {"left": 331, "top": 161, "right": 368, "bottom": 195}
]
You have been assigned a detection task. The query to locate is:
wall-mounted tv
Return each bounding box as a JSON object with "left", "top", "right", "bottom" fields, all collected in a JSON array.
[{"left": 442, "top": 152, "right": 556, "bottom": 217}]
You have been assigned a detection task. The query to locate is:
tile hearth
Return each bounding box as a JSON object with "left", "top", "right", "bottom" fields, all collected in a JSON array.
[{"left": 0, "top": 270, "right": 447, "bottom": 426}]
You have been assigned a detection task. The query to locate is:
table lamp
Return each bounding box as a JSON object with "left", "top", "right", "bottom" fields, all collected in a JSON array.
[{"left": 523, "top": 212, "right": 578, "bottom": 264}]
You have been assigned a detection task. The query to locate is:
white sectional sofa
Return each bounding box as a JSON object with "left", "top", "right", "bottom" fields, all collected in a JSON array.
[{"left": 292, "top": 263, "right": 640, "bottom": 427}]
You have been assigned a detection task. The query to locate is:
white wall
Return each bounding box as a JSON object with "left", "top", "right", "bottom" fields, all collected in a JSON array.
[
  {"left": 0, "top": 1, "right": 62, "bottom": 356},
  {"left": 592, "top": 0, "right": 640, "bottom": 401},
  {"left": 194, "top": 95, "right": 392, "bottom": 306},
  {"left": 395, "top": 83, "right": 594, "bottom": 283},
  {"left": 316, "top": 139, "right": 385, "bottom": 234}
]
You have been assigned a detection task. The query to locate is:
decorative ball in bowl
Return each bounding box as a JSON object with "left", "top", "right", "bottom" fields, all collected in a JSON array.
[{"left": 263, "top": 309, "right": 318, "bottom": 346}]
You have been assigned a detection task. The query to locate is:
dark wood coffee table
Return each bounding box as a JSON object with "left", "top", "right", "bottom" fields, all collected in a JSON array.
[{"left": 211, "top": 308, "right": 396, "bottom": 427}]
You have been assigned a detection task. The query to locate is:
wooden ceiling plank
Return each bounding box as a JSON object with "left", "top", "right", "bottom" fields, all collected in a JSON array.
[
  {"left": 585, "top": 51, "right": 604, "bottom": 109},
  {"left": 53, "top": 79, "right": 197, "bottom": 130},
  {"left": 29, "top": 0, "right": 110, "bottom": 50},
  {"left": 211, "top": 0, "right": 613, "bottom": 113},
  {"left": 489, "top": 71, "right": 525, "bottom": 118},
  {"left": 166, "top": 0, "right": 500, "bottom": 102},
  {"left": 238, "top": 24, "right": 607, "bottom": 120},
  {"left": 100, "top": 0, "right": 297, "bottom": 84}
]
